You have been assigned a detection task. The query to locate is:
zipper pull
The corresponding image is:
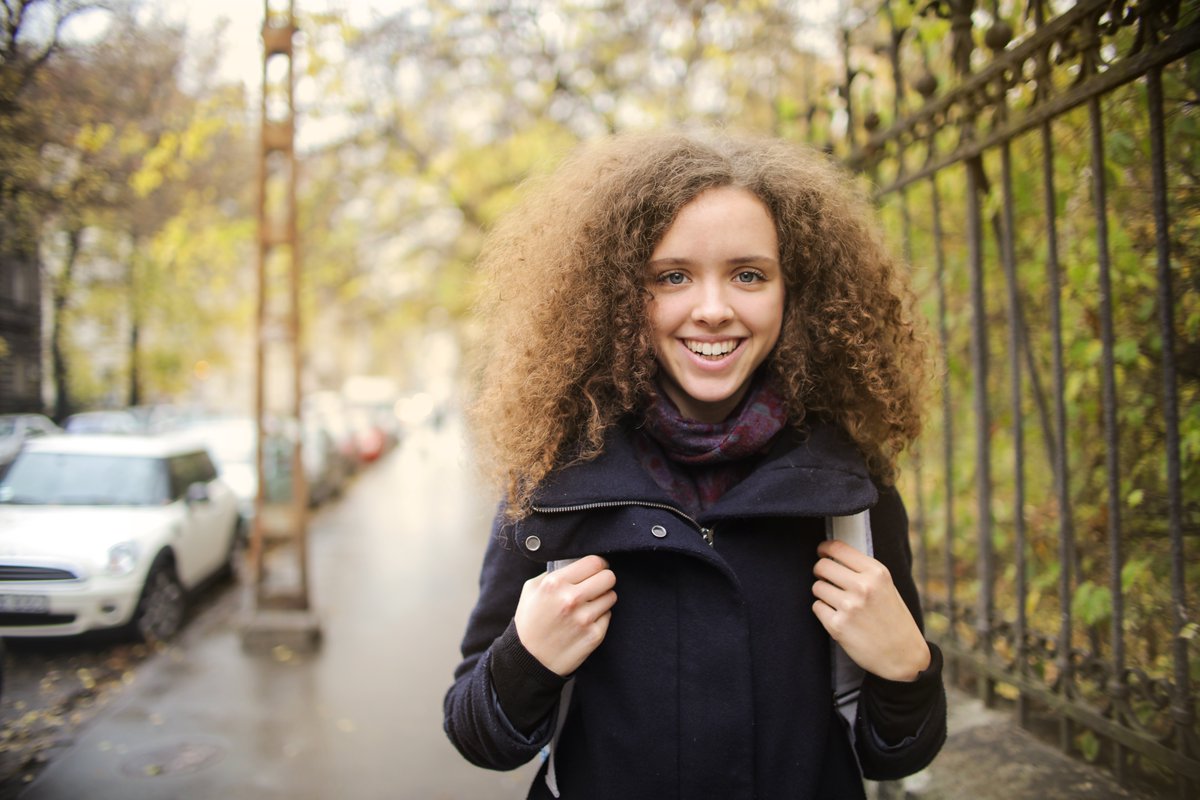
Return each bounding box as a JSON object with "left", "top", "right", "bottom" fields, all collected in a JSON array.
[{"left": 700, "top": 527, "right": 714, "bottom": 547}]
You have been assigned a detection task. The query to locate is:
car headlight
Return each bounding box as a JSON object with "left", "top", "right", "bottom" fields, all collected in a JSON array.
[{"left": 105, "top": 542, "right": 140, "bottom": 577}]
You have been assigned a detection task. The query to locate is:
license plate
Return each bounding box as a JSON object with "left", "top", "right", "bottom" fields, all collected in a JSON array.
[{"left": 0, "top": 594, "right": 50, "bottom": 613}]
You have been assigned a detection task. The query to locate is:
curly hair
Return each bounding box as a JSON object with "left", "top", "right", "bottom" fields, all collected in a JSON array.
[{"left": 467, "top": 129, "right": 928, "bottom": 516}]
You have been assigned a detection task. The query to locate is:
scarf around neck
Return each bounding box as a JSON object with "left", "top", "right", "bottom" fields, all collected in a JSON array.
[{"left": 634, "top": 378, "right": 788, "bottom": 517}]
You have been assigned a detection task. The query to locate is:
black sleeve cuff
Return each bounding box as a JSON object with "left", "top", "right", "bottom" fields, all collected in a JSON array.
[
  {"left": 861, "top": 640, "right": 944, "bottom": 745},
  {"left": 487, "top": 619, "right": 568, "bottom": 736}
]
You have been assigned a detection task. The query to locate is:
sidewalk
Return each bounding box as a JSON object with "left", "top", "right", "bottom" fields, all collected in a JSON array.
[
  {"left": 19, "top": 423, "right": 538, "bottom": 800},
  {"left": 17, "top": 425, "right": 1155, "bottom": 800},
  {"left": 878, "top": 688, "right": 1157, "bottom": 800}
]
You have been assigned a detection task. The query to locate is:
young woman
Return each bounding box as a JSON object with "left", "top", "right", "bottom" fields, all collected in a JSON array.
[{"left": 444, "top": 130, "right": 946, "bottom": 799}]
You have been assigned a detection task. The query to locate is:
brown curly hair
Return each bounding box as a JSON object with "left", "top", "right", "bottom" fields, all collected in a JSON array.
[{"left": 467, "top": 129, "right": 928, "bottom": 516}]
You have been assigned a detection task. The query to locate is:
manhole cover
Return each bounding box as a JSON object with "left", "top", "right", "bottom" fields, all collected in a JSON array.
[{"left": 120, "top": 740, "right": 225, "bottom": 777}]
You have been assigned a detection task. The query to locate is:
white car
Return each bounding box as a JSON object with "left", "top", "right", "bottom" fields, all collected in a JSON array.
[
  {"left": 0, "top": 413, "right": 62, "bottom": 475},
  {"left": 0, "top": 434, "right": 241, "bottom": 641}
]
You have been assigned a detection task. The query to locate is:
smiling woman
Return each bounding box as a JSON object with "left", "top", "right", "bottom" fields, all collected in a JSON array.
[
  {"left": 645, "top": 186, "right": 785, "bottom": 423},
  {"left": 468, "top": 130, "right": 927, "bottom": 518},
  {"left": 446, "top": 129, "right": 943, "bottom": 800}
]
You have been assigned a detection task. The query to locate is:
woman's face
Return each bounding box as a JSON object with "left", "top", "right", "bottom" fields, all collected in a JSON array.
[{"left": 646, "top": 186, "right": 785, "bottom": 423}]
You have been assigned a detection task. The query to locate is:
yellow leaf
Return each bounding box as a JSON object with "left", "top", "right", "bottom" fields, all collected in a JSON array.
[{"left": 74, "top": 123, "right": 115, "bottom": 153}]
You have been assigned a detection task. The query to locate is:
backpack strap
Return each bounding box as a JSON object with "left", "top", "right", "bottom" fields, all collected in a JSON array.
[
  {"left": 826, "top": 511, "right": 872, "bottom": 748},
  {"left": 543, "top": 559, "right": 579, "bottom": 798}
]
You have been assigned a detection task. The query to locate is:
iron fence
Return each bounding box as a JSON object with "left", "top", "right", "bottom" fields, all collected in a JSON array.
[{"left": 809, "top": 0, "right": 1199, "bottom": 795}]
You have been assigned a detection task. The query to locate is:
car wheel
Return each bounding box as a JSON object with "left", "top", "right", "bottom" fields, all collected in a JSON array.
[{"left": 133, "top": 560, "right": 186, "bottom": 643}]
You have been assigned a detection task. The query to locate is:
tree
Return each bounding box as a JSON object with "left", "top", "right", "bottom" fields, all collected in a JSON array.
[
  {"left": 287, "top": 0, "right": 841, "bottom": 385},
  {"left": 31, "top": 8, "right": 256, "bottom": 411},
  {"left": 0, "top": 0, "right": 107, "bottom": 415}
]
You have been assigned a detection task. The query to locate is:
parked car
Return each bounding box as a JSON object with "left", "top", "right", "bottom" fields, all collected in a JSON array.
[
  {"left": 180, "top": 414, "right": 340, "bottom": 522},
  {"left": 0, "top": 414, "right": 62, "bottom": 476},
  {"left": 62, "top": 409, "right": 140, "bottom": 435},
  {"left": 301, "top": 414, "right": 345, "bottom": 506},
  {"left": 347, "top": 407, "right": 387, "bottom": 463},
  {"left": 304, "top": 392, "right": 362, "bottom": 476},
  {"left": 0, "top": 434, "right": 241, "bottom": 641},
  {"left": 178, "top": 417, "right": 272, "bottom": 532},
  {"left": 126, "top": 403, "right": 212, "bottom": 434}
]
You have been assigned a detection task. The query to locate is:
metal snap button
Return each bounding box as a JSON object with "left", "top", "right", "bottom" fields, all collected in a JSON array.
[
  {"left": 525, "top": 535, "right": 541, "bottom": 552},
  {"left": 651, "top": 525, "right": 667, "bottom": 538}
]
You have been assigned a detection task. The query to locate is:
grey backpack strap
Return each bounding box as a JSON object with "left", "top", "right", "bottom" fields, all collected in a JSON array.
[
  {"left": 543, "top": 559, "right": 579, "bottom": 798},
  {"left": 826, "top": 511, "right": 872, "bottom": 746},
  {"left": 544, "top": 677, "right": 573, "bottom": 797}
]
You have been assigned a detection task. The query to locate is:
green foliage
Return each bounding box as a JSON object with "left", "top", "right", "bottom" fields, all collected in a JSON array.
[
  {"left": 1071, "top": 581, "right": 1113, "bottom": 628},
  {"left": 879, "top": 9, "right": 1200, "bottom": 766},
  {"left": 1077, "top": 730, "right": 1101, "bottom": 762}
]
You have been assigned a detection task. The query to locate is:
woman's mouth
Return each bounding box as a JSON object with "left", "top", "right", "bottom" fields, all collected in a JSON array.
[{"left": 684, "top": 339, "right": 741, "bottom": 360}]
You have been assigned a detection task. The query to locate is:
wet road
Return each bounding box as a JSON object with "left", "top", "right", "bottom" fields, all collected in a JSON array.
[
  {"left": 19, "top": 416, "right": 540, "bottom": 799},
  {"left": 307, "top": 414, "right": 543, "bottom": 798},
  {"left": 300, "top": 414, "right": 542, "bottom": 798}
]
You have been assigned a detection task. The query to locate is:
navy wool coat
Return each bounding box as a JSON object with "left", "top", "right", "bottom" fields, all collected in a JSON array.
[{"left": 444, "top": 422, "right": 946, "bottom": 799}]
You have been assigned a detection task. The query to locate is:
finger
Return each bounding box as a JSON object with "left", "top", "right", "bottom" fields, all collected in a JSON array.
[
  {"left": 575, "top": 567, "right": 617, "bottom": 601},
  {"left": 576, "top": 587, "right": 619, "bottom": 623},
  {"left": 813, "top": 556, "right": 859, "bottom": 591},
  {"left": 554, "top": 554, "right": 610, "bottom": 582},
  {"left": 816, "top": 539, "right": 874, "bottom": 570},
  {"left": 811, "top": 578, "right": 844, "bottom": 610},
  {"left": 811, "top": 599, "right": 838, "bottom": 636},
  {"left": 575, "top": 610, "right": 613, "bottom": 654},
  {"left": 582, "top": 590, "right": 618, "bottom": 621}
]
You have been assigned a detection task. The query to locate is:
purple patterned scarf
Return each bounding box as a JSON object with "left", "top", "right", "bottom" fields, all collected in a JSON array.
[{"left": 634, "top": 378, "right": 788, "bottom": 517}]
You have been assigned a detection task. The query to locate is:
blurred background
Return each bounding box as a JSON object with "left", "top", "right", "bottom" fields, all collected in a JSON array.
[
  {"left": 0, "top": 0, "right": 1197, "bottom": 798},
  {"left": 0, "top": 0, "right": 851, "bottom": 426}
]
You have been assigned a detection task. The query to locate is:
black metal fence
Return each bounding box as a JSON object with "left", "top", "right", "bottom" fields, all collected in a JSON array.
[{"left": 805, "top": 1, "right": 1199, "bottom": 795}]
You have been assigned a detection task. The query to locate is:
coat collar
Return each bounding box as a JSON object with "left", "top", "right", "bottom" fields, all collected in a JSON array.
[{"left": 530, "top": 419, "right": 878, "bottom": 522}]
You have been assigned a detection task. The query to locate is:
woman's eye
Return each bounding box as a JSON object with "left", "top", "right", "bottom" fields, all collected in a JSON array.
[
  {"left": 735, "top": 270, "right": 764, "bottom": 283},
  {"left": 660, "top": 272, "right": 687, "bottom": 285}
]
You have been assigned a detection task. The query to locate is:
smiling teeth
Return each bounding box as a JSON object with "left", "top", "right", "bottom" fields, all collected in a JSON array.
[{"left": 686, "top": 340, "right": 737, "bottom": 356}]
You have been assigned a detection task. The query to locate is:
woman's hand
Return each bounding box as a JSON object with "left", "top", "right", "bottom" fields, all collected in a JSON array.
[
  {"left": 514, "top": 555, "right": 618, "bottom": 677},
  {"left": 812, "top": 539, "right": 931, "bottom": 682}
]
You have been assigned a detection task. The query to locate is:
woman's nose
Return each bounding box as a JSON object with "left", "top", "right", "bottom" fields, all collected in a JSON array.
[{"left": 691, "top": 282, "right": 733, "bottom": 326}]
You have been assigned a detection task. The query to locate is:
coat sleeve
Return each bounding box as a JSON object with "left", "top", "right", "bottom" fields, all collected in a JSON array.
[
  {"left": 443, "top": 512, "right": 558, "bottom": 770},
  {"left": 854, "top": 485, "right": 948, "bottom": 780}
]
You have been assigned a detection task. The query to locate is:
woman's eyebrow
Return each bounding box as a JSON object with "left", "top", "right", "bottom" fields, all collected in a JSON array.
[
  {"left": 728, "top": 255, "right": 779, "bottom": 266},
  {"left": 648, "top": 254, "right": 779, "bottom": 267}
]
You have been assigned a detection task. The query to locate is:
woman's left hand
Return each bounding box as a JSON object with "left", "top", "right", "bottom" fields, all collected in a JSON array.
[{"left": 812, "top": 539, "right": 931, "bottom": 682}]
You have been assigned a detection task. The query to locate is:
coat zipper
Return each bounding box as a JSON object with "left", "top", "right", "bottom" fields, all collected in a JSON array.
[{"left": 531, "top": 500, "right": 716, "bottom": 547}]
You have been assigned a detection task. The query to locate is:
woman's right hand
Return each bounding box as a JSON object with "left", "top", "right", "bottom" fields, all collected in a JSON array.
[{"left": 514, "top": 555, "right": 617, "bottom": 677}]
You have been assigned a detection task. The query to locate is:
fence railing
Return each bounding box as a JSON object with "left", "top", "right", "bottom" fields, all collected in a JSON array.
[{"left": 808, "top": 1, "right": 1199, "bottom": 795}]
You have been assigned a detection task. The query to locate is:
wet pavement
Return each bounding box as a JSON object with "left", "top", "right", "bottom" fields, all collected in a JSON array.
[
  {"left": 17, "top": 417, "right": 1159, "bottom": 799},
  {"left": 20, "top": 418, "right": 537, "bottom": 799}
]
